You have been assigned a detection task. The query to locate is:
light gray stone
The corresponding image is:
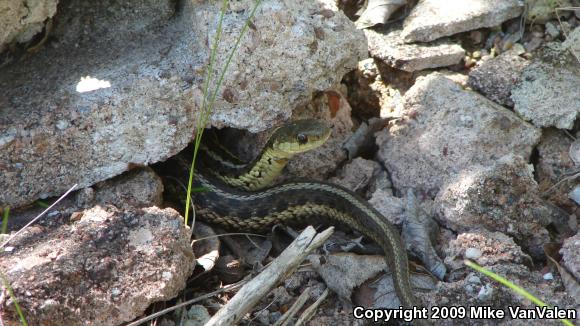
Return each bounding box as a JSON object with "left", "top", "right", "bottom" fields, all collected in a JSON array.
[
  {"left": 545, "top": 22, "right": 560, "bottom": 38},
  {"left": 365, "top": 23, "right": 465, "bottom": 72},
  {"left": 401, "top": 0, "right": 524, "bottom": 43},
  {"left": 511, "top": 27, "right": 580, "bottom": 129},
  {"left": 0, "top": 205, "right": 195, "bottom": 325},
  {"left": 368, "top": 189, "right": 406, "bottom": 225},
  {"left": 560, "top": 232, "right": 580, "bottom": 280},
  {"left": 377, "top": 72, "right": 541, "bottom": 196},
  {"left": 536, "top": 129, "right": 575, "bottom": 185},
  {"left": 0, "top": 0, "right": 58, "bottom": 52},
  {"left": 329, "top": 158, "right": 381, "bottom": 195},
  {"left": 0, "top": 0, "right": 365, "bottom": 208}
]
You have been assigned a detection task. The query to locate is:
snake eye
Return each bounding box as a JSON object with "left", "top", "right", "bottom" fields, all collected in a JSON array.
[{"left": 297, "top": 133, "right": 308, "bottom": 145}]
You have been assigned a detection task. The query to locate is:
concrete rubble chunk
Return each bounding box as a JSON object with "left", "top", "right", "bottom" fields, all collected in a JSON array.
[
  {"left": 0, "top": 0, "right": 58, "bottom": 52},
  {"left": 435, "top": 154, "right": 566, "bottom": 258},
  {"left": 511, "top": 27, "right": 580, "bottom": 129},
  {"left": 365, "top": 23, "right": 465, "bottom": 72},
  {"left": 377, "top": 72, "right": 541, "bottom": 196},
  {"left": 0, "top": 0, "right": 366, "bottom": 208},
  {"left": 467, "top": 50, "right": 530, "bottom": 107},
  {"left": 0, "top": 205, "right": 195, "bottom": 326},
  {"left": 401, "top": 0, "right": 524, "bottom": 43}
]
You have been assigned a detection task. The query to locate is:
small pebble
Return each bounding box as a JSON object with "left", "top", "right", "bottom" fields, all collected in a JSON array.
[
  {"left": 467, "top": 275, "right": 481, "bottom": 284},
  {"left": 56, "top": 120, "right": 70, "bottom": 130},
  {"left": 545, "top": 22, "right": 560, "bottom": 38},
  {"left": 543, "top": 272, "right": 554, "bottom": 281},
  {"left": 511, "top": 43, "right": 526, "bottom": 55},
  {"left": 568, "top": 185, "right": 580, "bottom": 205},
  {"left": 477, "top": 284, "right": 493, "bottom": 301},
  {"left": 465, "top": 247, "right": 482, "bottom": 259},
  {"left": 111, "top": 287, "right": 121, "bottom": 297}
]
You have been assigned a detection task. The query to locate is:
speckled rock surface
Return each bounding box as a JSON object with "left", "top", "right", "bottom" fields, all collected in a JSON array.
[
  {"left": 376, "top": 73, "right": 541, "bottom": 196},
  {"left": 368, "top": 189, "right": 406, "bottom": 225},
  {"left": 197, "top": 0, "right": 367, "bottom": 131},
  {"left": 0, "top": 0, "right": 365, "bottom": 208},
  {"left": 329, "top": 158, "right": 380, "bottom": 196},
  {"left": 444, "top": 230, "right": 531, "bottom": 271},
  {"left": 435, "top": 155, "right": 566, "bottom": 258},
  {"left": 0, "top": 0, "right": 58, "bottom": 52},
  {"left": 425, "top": 270, "right": 576, "bottom": 326},
  {"left": 365, "top": 23, "right": 465, "bottom": 72},
  {"left": 285, "top": 89, "right": 354, "bottom": 180},
  {"left": 87, "top": 167, "right": 164, "bottom": 209},
  {"left": 467, "top": 50, "right": 530, "bottom": 107},
  {"left": 536, "top": 129, "right": 576, "bottom": 185},
  {"left": 0, "top": 205, "right": 195, "bottom": 326},
  {"left": 560, "top": 231, "right": 580, "bottom": 281},
  {"left": 511, "top": 27, "right": 580, "bottom": 129},
  {"left": 401, "top": 0, "right": 523, "bottom": 43}
]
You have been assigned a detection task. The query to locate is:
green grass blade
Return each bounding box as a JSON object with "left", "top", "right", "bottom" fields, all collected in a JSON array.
[
  {"left": 465, "top": 260, "right": 575, "bottom": 326},
  {"left": 1, "top": 206, "right": 9, "bottom": 234},
  {"left": 184, "top": 0, "right": 263, "bottom": 226},
  {"left": 0, "top": 272, "right": 28, "bottom": 326},
  {"left": 184, "top": 0, "right": 229, "bottom": 226}
]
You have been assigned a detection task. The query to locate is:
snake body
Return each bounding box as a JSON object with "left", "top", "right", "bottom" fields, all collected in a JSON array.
[{"left": 189, "top": 119, "right": 428, "bottom": 325}]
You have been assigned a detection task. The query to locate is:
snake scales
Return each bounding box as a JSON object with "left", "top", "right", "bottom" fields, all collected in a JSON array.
[{"left": 180, "top": 119, "right": 429, "bottom": 325}]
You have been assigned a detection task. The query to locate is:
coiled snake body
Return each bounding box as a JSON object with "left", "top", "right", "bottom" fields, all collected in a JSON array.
[{"left": 187, "top": 119, "right": 428, "bottom": 325}]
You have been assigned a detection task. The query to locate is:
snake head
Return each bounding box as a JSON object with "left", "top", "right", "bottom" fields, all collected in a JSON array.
[{"left": 269, "top": 119, "right": 332, "bottom": 157}]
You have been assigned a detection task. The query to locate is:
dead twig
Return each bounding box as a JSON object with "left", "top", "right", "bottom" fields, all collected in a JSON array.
[
  {"left": 205, "top": 226, "right": 334, "bottom": 326},
  {"left": 273, "top": 287, "right": 311, "bottom": 326},
  {"left": 294, "top": 288, "right": 330, "bottom": 326}
]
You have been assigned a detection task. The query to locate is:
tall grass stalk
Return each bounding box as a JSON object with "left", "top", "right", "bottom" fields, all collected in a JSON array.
[
  {"left": 465, "top": 260, "right": 575, "bottom": 326},
  {"left": 1, "top": 272, "right": 27, "bottom": 325},
  {"left": 1, "top": 206, "right": 9, "bottom": 234},
  {"left": 184, "top": 0, "right": 263, "bottom": 226}
]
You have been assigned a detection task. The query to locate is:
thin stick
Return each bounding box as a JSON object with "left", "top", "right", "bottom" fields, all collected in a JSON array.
[
  {"left": 294, "top": 289, "right": 329, "bottom": 326},
  {"left": 0, "top": 184, "right": 77, "bottom": 249},
  {"left": 273, "top": 287, "right": 311, "bottom": 326},
  {"left": 205, "top": 226, "right": 334, "bottom": 326}
]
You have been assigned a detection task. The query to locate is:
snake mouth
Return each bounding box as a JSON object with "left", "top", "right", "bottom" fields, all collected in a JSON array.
[{"left": 270, "top": 119, "right": 332, "bottom": 155}]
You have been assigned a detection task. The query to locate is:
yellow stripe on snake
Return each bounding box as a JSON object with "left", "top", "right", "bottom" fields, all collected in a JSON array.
[{"left": 186, "top": 119, "right": 429, "bottom": 326}]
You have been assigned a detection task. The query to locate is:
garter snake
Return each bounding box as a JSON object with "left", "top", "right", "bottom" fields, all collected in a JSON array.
[{"left": 185, "top": 119, "right": 428, "bottom": 325}]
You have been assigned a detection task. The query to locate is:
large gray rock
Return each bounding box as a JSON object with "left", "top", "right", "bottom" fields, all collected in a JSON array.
[
  {"left": 365, "top": 23, "right": 465, "bottom": 72},
  {"left": 401, "top": 0, "right": 523, "bottom": 43},
  {"left": 377, "top": 72, "right": 541, "bottom": 196},
  {"left": 511, "top": 27, "right": 580, "bottom": 129},
  {"left": 435, "top": 155, "right": 565, "bottom": 258},
  {"left": 0, "top": 0, "right": 366, "bottom": 208},
  {"left": 0, "top": 205, "right": 195, "bottom": 326},
  {"left": 0, "top": 0, "right": 58, "bottom": 52}
]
